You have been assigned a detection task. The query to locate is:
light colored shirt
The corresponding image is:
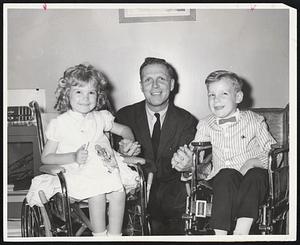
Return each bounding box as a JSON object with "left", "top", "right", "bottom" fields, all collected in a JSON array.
[
  {"left": 145, "top": 104, "right": 168, "bottom": 136},
  {"left": 44, "top": 110, "right": 124, "bottom": 200},
  {"left": 193, "top": 110, "right": 276, "bottom": 180}
]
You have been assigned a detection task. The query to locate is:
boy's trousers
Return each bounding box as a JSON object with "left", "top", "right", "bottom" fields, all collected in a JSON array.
[{"left": 208, "top": 167, "right": 268, "bottom": 231}]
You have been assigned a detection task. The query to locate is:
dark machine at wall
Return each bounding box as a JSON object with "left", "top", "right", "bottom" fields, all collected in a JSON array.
[{"left": 7, "top": 104, "right": 39, "bottom": 191}]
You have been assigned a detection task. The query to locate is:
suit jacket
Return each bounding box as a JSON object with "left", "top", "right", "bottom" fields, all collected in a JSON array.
[{"left": 114, "top": 100, "right": 198, "bottom": 183}]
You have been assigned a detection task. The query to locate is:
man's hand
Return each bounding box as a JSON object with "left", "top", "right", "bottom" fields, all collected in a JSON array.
[
  {"left": 75, "top": 144, "right": 88, "bottom": 165},
  {"left": 171, "top": 144, "right": 193, "bottom": 172},
  {"left": 119, "top": 139, "right": 141, "bottom": 156}
]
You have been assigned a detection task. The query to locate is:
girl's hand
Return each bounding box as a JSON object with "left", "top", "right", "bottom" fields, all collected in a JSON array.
[
  {"left": 75, "top": 144, "right": 88, "bottom": 165},
  {"left": 119, "top": 139, "right": 141, "bottom": 156}
]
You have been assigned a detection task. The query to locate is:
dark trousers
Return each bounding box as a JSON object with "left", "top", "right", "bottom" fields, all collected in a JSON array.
[
  {"left": 148, "top": 178, "right": 187, "bottom": 235},
  {"left": 208, "top": 168, "right": 268, "bottom": 232}
]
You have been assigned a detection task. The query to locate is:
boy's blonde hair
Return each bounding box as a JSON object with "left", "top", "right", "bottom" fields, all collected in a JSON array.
[
  {"left": 54, "top": 63, "right": 110, "bottom": 113},
  {"left": 205, "top": 70, "right": 243, "bottom": 92}
]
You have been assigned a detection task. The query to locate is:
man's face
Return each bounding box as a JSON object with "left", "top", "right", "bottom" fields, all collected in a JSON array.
[
  {"left": 207, "top": 78, "right": 243, "bottom": 118},
  {"left": 140, "top": 63, "right": 174, "bottom": 112}
]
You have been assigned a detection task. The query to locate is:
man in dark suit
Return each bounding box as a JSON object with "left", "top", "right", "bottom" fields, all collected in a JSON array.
[{"left": 114, "top": 57, "right": 198, "bottom": 235}]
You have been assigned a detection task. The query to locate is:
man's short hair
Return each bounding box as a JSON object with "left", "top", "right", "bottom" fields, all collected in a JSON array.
[{"left": 139, "top": 57, "right": 176, "bottom": 80}]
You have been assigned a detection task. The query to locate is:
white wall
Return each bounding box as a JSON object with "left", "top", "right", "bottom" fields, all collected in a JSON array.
[{"left": 7, "top": 8, "right": 289, "bottom": 120}]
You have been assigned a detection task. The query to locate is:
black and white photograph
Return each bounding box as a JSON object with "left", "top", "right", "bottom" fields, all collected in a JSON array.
[{"left": 3, "top": 2, "right": 297, "bottom": 242}]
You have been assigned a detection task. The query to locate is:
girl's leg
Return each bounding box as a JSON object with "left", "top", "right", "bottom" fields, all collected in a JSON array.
[
  {"left": 234, "top": 168, "right": 268, "bottom": 235},
  {"left": 106, "top": 190, "right": 126, "bottom": 235},
  {"left": 88, "top": 194, "right": 107, "bottom": 235}
]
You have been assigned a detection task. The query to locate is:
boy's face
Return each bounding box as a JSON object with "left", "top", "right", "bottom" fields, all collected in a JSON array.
[
  {"left": 207, "top": 78, "right": 243, "bottom": 118},
  {"left": 140, "top": 63, "right": 174, "bottom": 112}
]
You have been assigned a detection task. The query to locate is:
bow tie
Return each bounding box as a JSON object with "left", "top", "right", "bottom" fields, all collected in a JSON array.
[{"left": 218, "top": 116, "right": 237, "bottom": 125}]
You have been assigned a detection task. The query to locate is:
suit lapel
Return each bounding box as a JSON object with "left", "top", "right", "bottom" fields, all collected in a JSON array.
[{"left": 136, "top": 101, "right": 153, "bottom": 157}]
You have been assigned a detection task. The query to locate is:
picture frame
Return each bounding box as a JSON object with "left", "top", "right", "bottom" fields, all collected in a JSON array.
[{"left": 119, "top": 9, "right": 196, "bottom": 23}]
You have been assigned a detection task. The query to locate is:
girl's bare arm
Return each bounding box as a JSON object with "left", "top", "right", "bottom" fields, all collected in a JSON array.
[
  {"left": 110, "top": 122, "right": 135, "bottom": 141},
  {"left": 41, "top": 139, "right": 77, "bottom": 165}
]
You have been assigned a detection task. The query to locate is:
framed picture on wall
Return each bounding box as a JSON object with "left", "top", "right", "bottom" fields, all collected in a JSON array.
[{"left": 119, "top": 9, "right": 196, "bottom": 23}]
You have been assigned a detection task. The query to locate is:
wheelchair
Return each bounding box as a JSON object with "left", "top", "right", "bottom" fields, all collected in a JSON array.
[
  {"left": 183, "top": 105, "right": 289, "bottom": 235},
  {"left": 20, "top": 101, "right": 151, "bottom": 237}
]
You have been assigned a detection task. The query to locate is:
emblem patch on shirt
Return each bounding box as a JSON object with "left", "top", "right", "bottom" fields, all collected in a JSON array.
[{"left": 95, "top": 144, "right": 118, "bottom": 173}]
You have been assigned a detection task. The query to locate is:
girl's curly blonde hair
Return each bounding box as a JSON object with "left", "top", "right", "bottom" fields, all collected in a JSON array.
[{"left": 54, "top": 63, "right": 112, "bottom": 113}]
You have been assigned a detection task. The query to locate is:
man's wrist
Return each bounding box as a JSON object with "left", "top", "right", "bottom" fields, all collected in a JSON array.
[
  {"left": 182, "top": 171, "right": 191, "bottom": 178},
  {"left": 181, "top": 172, "right": 192, "bottom": 181}
]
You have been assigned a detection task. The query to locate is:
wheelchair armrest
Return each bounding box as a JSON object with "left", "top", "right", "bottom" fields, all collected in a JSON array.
[
  {"left": 198, "top": 179, "right": 213, "bottom": 191},
  {"left": 180, "top": 150, "right": 213, "bottom": 182},
  {"left": 146, "top": 172, "right": 153, "bottom": 203},
  {"left": 270, "top": 143, "right": 289, "bottom": 155},
  {"left": 39, "top": 164, "right": 66, "bottom": 175},
  {"left": 147, "top": 172, "right": 153, "bottom": 188},
  {"left": 269, "top": 143, "right": 289, "bottom": 170},
  {"left": 191, "top": 141, "right": 212, "bottom": 151},
  {"left": 122, "top": 156, "right": 146, "bottom": 166}
]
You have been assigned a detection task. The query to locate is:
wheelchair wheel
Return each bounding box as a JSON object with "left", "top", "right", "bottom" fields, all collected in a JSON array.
[
  {"left": 21, "top": 199, "right": 46, "bottom": 237},
  {"left": 273, "top": 218, "right": 287, "bottom": 234},
  {"left": 123, "top": 199, "right": 150, "bottom": 236},
  {"left": 122, "top": 188, "right": 151, "bottom": 236},
  {"left": 273, "top": 208, "right": 289, "bottom": 234}
]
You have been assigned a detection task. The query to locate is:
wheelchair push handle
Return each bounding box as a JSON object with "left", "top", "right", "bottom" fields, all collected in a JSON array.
[{"left": 29, "top": 100, "right": 45, "bottom": 153}]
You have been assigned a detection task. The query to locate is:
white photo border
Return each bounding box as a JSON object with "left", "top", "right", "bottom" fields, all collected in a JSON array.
[{"left": 3, "top": 2, "right": 297, "bottom": 242}]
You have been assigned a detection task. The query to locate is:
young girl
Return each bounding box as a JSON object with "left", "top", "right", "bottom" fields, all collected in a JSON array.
[{"left": 40, "top": 63, "right": 140, "bottom": 236}]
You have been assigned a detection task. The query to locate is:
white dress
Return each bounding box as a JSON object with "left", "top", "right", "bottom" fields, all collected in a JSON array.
[{"left": 26, "top": 110, "right": 139, "bottom": 207}]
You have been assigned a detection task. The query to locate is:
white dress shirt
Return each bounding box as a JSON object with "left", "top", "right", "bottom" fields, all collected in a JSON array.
[{"left": 145, "top": 104, "right": 168, "bottom": 136}]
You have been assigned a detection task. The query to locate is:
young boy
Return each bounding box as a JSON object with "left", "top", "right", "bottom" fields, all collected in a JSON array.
[{"left": 172, "top": 70, "right": 276, "bottom": 235}]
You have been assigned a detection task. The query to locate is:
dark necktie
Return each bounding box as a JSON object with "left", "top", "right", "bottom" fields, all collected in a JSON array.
[
  {"left": 218, "top": 116, "right": 237, "bottom": 125},
  {"left": 152, "top": 113, "right": 161, "bottom": 159}
]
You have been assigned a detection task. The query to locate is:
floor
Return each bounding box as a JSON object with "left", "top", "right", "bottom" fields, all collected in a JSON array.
[
  {"left": 7, "top": 190, "right": 26, "bottom": 238},
  {"left": 7, "top": 219, "right": 22, "bottom": 237}
]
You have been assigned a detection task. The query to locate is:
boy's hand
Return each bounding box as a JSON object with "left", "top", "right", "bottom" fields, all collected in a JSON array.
[
  {"left": 75, "top": 144, "right": 88, "bottom": 165},
  {"left": 240, "top": 158, "right": 262, "bottom": 175},
  {"left": 119, "top": 139, "right": 141, "bottom": 156},
  {"left": 171, "top": 144, "right": 193, "bottom": 172}
]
